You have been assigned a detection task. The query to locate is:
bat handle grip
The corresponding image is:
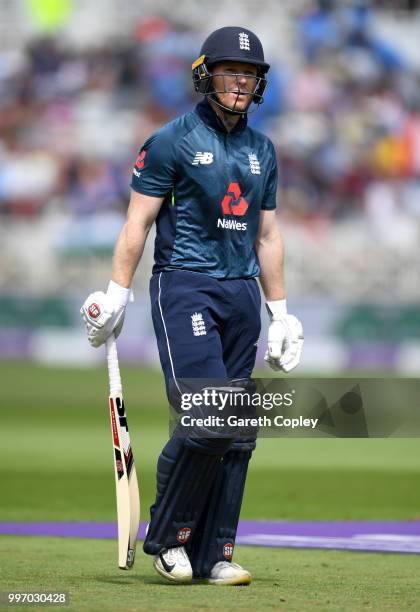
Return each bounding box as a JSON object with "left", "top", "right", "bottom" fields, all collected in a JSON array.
[{"left": 106, "top": 334, "right": 122, "bottom": 395}]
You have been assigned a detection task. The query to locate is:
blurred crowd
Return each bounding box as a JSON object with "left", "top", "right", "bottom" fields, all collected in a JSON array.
[
  {"left": 1, "top": 0, "right": 420, "bottom": 236},
  {"left": 0, "top": 17, "right": 197, "bottom": 219},
  {"left": 273, "top": 0, "right": 420, "bottom": 233}
]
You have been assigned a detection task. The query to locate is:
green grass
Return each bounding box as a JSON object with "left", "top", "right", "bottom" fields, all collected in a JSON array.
[
  {"left": 0, "top": 537, "right": 419, "bottom": 612},
  {"left": 1, "top": 362, "right": 420, "bottom": 611},
  {"left": 1, "top": 362, "right": 420, "bottom": 522},
  {"left": 0, "top": 536, "right": 420, "bottom": 612}
]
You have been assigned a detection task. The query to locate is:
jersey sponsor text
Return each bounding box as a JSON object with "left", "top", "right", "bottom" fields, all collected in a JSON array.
[{"left": 217, "top": 218, "right": 247, "bottom": 231}]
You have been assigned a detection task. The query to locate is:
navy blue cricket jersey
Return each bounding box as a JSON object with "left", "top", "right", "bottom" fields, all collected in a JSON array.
[{"left": 131, "top": 98, "right": 278, "bottom": 280}]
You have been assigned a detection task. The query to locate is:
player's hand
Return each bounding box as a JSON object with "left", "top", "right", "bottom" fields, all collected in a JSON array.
[
  {"left": 80, "top": 281, "right": 132, "bottom": 348},
  {"left": 264, "top": 300, "right": 303, "bottom": 373}
]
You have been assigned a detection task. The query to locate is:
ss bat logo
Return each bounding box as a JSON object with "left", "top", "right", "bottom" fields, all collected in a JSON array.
[{"left": 116, "top": 397, "right": 128, "bottom": 431}]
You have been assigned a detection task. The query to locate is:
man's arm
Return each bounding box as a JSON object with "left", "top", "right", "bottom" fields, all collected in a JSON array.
[
  {"left": 111, "top": 190, "right": 164, "bottom": 288},
  {"left": 80, "top": 189, "right": 163, "bottom": 347},
  {"left": 255, "top": 209, "right": 303, "bottom": 372},
  {"left": 255, "top": 209, "right": 286, "bottom": 301}
]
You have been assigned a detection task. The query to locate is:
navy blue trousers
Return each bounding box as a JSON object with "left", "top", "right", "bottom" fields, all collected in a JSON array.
[
  {"left": 150, "top": 270, "right": 261, "bottom": 388},
  {"left": 147, "top": 270, "right": 261, "bottom": 575}
]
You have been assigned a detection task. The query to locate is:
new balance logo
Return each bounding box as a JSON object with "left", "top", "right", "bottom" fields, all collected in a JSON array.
[
  {"left": 192, "top": 152, "right": 213, "bottom": 165},
  {"left": 191, "top": 312, "right": 206, "bottom": 336},
  {"left": 249, "top": 153, "right": 261, "bottom": 175},
  {"left": 239, "top": 32, "right": 250, "bottom": 50}
]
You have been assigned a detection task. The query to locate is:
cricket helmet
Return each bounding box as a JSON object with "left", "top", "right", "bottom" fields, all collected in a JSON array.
[{"left": 192, "top": 26, "right": 270, "bottom": 113}]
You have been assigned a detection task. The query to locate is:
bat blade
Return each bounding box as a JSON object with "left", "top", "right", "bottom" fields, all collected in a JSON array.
[{"left": 109, "top": 394, "right": 140, "bottom": 570}]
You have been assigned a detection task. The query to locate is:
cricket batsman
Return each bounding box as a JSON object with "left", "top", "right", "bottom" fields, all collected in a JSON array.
[{"left": 81, "top": 26, "right": 303, "bottom": 585}]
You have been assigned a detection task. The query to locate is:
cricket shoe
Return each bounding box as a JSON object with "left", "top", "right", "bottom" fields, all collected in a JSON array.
[
  {"left": 208, "top": 561, "right": 252, "bottom": 586},
  {"left": 153, "top": 546, "right": 193, "bottom": 584}
]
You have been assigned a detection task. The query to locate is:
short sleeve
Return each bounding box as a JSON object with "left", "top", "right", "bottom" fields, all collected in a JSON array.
[
  {"left": 130, "top": 129, "right": 176, "bottom": 197},
  {"left": 261, "top": 141, "right": 278, "bottom": 211}
]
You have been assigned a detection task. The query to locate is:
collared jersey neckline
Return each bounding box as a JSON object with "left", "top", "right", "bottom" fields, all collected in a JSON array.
[{"left": 194, "top": 97, "right": 248, "bottom": 135}]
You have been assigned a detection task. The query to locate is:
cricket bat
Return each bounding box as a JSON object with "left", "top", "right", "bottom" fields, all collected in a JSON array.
[{"left": 106, "top": 334, "right": 140, "bottom": 570}]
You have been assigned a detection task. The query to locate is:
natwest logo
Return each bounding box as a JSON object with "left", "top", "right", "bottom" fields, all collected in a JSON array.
[
  {"left": 218, "top": 182, "right": 248, "bottom": 231},
  {"left": 135, "top": 150, "right": 147, "bottom": 169},
  {"left": 221, "top": 182, "right": 249, "bottom": 216}
]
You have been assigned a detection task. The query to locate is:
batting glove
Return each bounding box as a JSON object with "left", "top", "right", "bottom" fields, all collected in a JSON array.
[
  {"left": 80, "top": 281, "right": 132, "bottom": 348},
  {"left": 264, "top": 299, "right": 304, "bottom": 373}
]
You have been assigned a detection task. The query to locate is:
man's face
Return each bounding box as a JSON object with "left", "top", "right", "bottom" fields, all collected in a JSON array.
[{"left": 210, "top": 61, "right": 258, "bottom": 112}]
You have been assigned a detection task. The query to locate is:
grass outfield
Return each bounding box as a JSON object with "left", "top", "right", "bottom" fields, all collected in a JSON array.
[
  {"left": 1, "top": 362, "right": 420, "bottom": 522},
  {"left": 1, "top": 362, "right": 420, "bottom": 611},
  {"left": 1, "top": 537, "right": 420, "bottom": 612}
]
